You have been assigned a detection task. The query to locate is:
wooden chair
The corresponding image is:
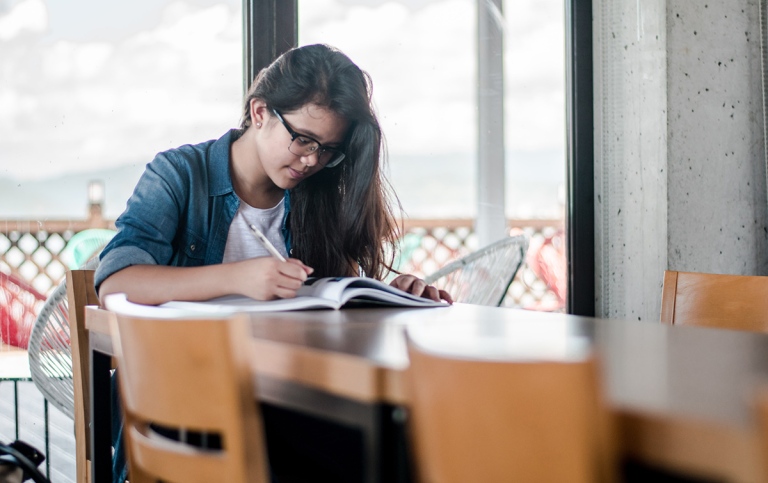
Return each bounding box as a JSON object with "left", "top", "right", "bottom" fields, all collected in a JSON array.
[
  {"left": 405, "top": 331, "right": 614, "bottom": 483},
  {"left": 661, "top": 270, "right": 768, "bottom": 331},
  {"left": 754, "top": 388, "right": 768, "bottom": 482},
  {"left": 66, "top": 269, "right": 99, "bottom": 483},
  {"left": 106, "top": 299, "right": 269, "bottom": 483}
]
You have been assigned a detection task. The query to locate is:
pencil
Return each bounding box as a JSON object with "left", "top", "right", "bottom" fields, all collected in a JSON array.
[{"left": 248, "top": 224, "right": 287, "bottom": 262}]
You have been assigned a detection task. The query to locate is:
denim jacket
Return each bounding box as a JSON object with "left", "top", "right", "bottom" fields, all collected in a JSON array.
[{"left": 95, "top": 129, "right": 292, "bottom": 291}]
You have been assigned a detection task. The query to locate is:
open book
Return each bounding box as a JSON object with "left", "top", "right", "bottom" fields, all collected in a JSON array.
[{"left": 160, "top": 276, "right": 448, "bottom": 313}]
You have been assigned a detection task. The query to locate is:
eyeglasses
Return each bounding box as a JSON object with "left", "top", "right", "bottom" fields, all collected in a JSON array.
[{"left": 271, "top": 109, "right": 346, "bottom": 168}]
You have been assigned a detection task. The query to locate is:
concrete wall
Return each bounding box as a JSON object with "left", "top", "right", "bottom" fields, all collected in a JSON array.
[
  {"left": 594, "top": 0, "right": 768, "bottom": 321},
  {"left": 667, "top": 0, "right": 768, "bottom": 276}
]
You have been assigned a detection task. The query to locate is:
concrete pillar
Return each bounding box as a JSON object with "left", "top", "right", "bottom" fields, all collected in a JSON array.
[
  {"left": 594, "top": 0, "right": 669, "bottom": 321},
  {"left": 594, "top": 0, "right": 768, "bottom": 321}
]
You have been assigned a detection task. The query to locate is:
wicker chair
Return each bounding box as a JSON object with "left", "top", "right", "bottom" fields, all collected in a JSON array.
[
  {"left": 27, "top": 258, "right": 101, "bottom": 421},
  {"left": 424, "top": 234, "right": 529, "bottom": 306},
  {"left": 27, "top": 279, "right": 73, "bottom": 418},
  {"left": 59, "top": 229, "right": 115, "bottom": 270},
  {"left": 1, "top": 273, "right": 46, "bottom": 349}
]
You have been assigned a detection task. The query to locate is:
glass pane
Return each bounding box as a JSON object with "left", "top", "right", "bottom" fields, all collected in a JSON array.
[
  {"left": 300, "top": 0, "right": 475, "bottom": 219},
  {"left": 299, "top": 0, "right": 566, "bottom": 311},
  {"left": 504, "top": 0, "right": 566, "bottom": 312},
  {"left": 0, "top": 0, "right": 242, "bottom": 293}
]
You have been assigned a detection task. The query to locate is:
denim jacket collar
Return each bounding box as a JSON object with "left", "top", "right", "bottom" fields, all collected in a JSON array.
[
  {"left": 208, "top": 129, "right": 241, "bottom": 197},
  {"left": 211, "top": 129, "right": 292, "bottom": 253}
]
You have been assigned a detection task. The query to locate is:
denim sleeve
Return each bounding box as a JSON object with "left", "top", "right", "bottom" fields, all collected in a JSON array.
[
  {"left": 94, "top": 246, "right": 158, "bottom": 290},
  {"left": 95, "top": 152, "right": 189, "bottom": 291}
]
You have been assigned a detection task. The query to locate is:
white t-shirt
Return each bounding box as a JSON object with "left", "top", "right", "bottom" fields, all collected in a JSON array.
[{"left": 222, "top": 198, "right": 288, "bottom": 263}]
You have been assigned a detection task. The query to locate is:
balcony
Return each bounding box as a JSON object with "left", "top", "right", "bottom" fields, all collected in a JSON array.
[{"left": 1, "top": 208, "right": 565, "bottom": 312}]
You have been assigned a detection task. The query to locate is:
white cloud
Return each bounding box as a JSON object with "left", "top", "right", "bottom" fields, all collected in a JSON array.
[
  {"left": 300, "top": 0, "right": 565, "bottom": 155},
  {"left": 42, "top": 41, "right": 114, "bottom": 80},
  {"left": 1, "top": 1, "right": 242, "bottom": 180},
  {"left": 0, "top": 0, "right": 48, "bottom": 41},
  {"left": 301, "top": 0, "right": 475, "bottom": 155},
  {"left": 0, "top": 0, "right": 564, "bottom": 186},
  {"left": 0, "top": 89, "right": 39, "bottom": 128}
]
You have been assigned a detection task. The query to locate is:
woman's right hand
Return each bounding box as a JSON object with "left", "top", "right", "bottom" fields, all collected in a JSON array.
[
  {"left": 99, "top": 259, "right": 314, "bottom": 306},
  {"left": 233, "top": 257, "right": 314, "bottom": 300}
]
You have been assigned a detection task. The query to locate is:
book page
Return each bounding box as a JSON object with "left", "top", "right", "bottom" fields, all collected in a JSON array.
[
  {"left": 159, "top": 277, "right": 447, "bottom": 313},
  {"left": 302, "top": 277, "right": 447, "bottom": 307},
  {"left": 161, "top": 294, "right": 337, "bottom": 313}
]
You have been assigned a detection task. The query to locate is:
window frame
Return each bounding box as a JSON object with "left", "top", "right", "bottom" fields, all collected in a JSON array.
[{"left": 244, "top": 0, "right": 595, "bottom": 316}]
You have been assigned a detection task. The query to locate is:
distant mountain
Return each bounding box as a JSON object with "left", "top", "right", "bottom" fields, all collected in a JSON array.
[
  {"left": 388, "top": 150, "right": 564, "bottom": 219},
  {"left": 0, "top": 163, "right": 147, "bottom": 220},
  {"left": 0, "top": 150, "right": 563, "bottom": 221}
]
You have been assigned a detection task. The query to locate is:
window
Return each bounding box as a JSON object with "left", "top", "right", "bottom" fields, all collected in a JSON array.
[
  {"left": 0, "top": 0, "right": 242, "bottom": 221},
  {"left": 299, "top": 0, "right": 567, "bottom": 310},
  {"left": 0, "top": 0, "right": 242, "bottom": 291}
]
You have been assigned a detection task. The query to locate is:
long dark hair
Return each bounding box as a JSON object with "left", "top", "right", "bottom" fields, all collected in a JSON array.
[{"left": 241, "top": 44, "right": 400, "bottom": 279}]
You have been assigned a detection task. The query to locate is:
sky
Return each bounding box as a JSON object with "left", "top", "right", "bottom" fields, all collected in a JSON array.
[{"left": 0, "top": 0, "right": 565, "bottom": 217}]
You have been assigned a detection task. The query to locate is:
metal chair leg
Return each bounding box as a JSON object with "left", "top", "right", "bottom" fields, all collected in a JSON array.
[
  {"left": 44, "top": 398, "right": 49, "bottom": 478},
  {"left": 14, "top": 380, "right": 19, "bottom": 441}
]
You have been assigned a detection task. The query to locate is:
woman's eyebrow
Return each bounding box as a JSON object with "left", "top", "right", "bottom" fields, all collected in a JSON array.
[{"left": 296, "top": 126, "right": 343, "bottom": 147}]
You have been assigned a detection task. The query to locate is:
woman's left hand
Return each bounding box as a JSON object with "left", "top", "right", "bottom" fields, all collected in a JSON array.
[{"left": 390, "top": 274, "right": 453, "bottom": 304}]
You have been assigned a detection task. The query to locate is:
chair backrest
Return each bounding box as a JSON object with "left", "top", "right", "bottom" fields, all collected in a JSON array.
[
  {"left": 109, "top": 308, "right": 268, "bottom": 483},
  {"left": 661, "top": 270, "right": 768, "bottom": 331},
  {"left": 60, "top": 228, "right": 116, "bottom": 270},
  {"left": 28, "top": 278, "right": 74, "bottom": 417},
  {"left": 66, "top": 269, "right": 99, "bottom": 483},
  {"left": 754, "top": 388, "right": 768, "bottom": 482},
  {"left": 405, "top": 332, "right": 613, "bottom": 483},
  {"left": 1, "top": 272, "right": 46, "bottom": 349},
  {"left": 423, "top": 234, "right": 529, "bottom": 306}
]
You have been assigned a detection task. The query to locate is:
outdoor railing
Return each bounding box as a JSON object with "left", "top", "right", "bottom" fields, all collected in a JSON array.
[
  {"left": 0, "top": 209, "right": 565, "bottom": 311},
  {"left": 0, "top": 204, "right": 112, "bottom": 294},
  {"left": 398, "top": 218, "right": 565, "bottom": 311}
]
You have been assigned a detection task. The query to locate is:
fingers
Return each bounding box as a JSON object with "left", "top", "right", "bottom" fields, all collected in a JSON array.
[
  {"left": 408, "top": 278, "right": 429, "bottom": 297},
  {"left": 390, "top": 274, "right": 420, "bottom": 293},
  {"left": 240, "top": 257, "right": 314, "bottom": 300},
  {"left": 273, "top": 259, "right": 314, "bottom": 296},
  {"left": 420, "top": 286, "right": 453, "bottom": 304},
  {"left": 286, "top": 257, "right": 314, "bottom": 275},
  {"left": 390, "top": 275, "right": 453, "bottom": 303},
  {"left": 438, "top": 289, "right": 454, "bottom": 304},
  {"left": 422, "top": 285, "right": 440, "bottom": 302}
]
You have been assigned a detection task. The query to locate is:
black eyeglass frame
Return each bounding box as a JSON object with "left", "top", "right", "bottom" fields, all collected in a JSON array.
[{"left": 271, "top": 109, "right": 346, "bottom": 168}]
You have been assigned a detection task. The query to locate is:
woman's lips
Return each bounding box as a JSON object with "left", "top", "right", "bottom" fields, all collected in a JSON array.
[{"left": 288, "top": 167, "right": 307, "bottom": 179}]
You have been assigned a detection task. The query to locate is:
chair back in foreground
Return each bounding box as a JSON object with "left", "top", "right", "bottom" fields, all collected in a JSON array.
[
  {"left": 661, "top": 270, "right": 768, "bottom": 331},
  {"left": 107, "top": 300, "right": 268, "bottom": 483},
  {"left": 405, "top": 328, "right": 613, "bottom": 483},
  {"left": 423, "top": 234, "right": 528, "bottom": 306},
  {"left": 754, "top": 388, "right": 768, "bottom": 482},
  {"left": 66, "top": 269, "right": 99, "bottom": 483}
]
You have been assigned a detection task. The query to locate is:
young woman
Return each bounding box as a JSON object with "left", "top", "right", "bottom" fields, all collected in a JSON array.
[
  {"left": 96, "top": 43, "right": 452, "bottom": 305},
  {"left": 100, "top": 44, "right": 453, "bottom": 483}
]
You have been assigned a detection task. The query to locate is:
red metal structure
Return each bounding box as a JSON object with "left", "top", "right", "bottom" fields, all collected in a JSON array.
[{"left": 1, "top": 272, "right": 46, "bottom": 349}]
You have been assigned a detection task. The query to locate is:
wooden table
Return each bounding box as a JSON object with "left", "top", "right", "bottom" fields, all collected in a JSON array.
[{"left": 85, "top": 304, "right": 768, "bottom": 483}]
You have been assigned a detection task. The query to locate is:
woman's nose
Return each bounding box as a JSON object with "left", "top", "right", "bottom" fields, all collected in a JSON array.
[{"left": 300, "top": 152, "right": 319, "bottom": 167}]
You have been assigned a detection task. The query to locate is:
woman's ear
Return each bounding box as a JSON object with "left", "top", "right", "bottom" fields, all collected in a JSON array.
[{"left": 250, "top": 99, "right": 269, "bottom": 127}]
